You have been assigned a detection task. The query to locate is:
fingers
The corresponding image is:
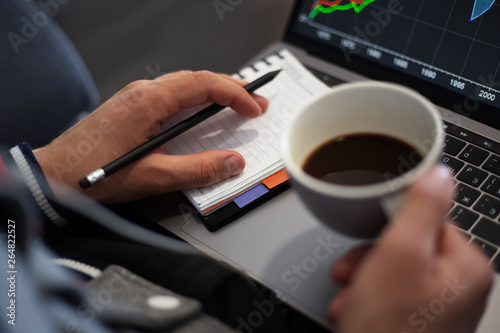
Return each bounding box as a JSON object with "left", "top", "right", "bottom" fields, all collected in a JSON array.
[
  {"left": 251, "top": 93, "right": 270, "bottom": 112},
  {"left": 156, "top": 70, "right": 194, "bottom": 80},
  {"left": 332, "top": 244, "right": 372, "bottom": 286},
  {"left": 151, "top": 150, "right": 245, "bottom": 190},
  {"left": 441, "top": 224, "right": 494, "bottom": 286},
  {"left": 213, "top": 73, "right": 248, "bottom": 86},
  {"left": 327, "top": 289, "right": 348, "bottom": 325},
  {"left": 381, "top": 165, "right": 454, "bottom": 262},
  {"left": 194, "top": 73, "right": 269, "bottom": 111},
  {"left": 212, "top": 74, "right": 270, "bottom": 111},
  {"left": 156, "top": 71, "right": 265, "bottom": 121},
  {"left": 160, "top": 71, "right": 248, "bottom": 87}
]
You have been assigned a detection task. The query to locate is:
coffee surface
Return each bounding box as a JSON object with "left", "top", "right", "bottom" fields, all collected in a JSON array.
[{"left": 302, "top": 133, "right": 422, "bottom": 186}]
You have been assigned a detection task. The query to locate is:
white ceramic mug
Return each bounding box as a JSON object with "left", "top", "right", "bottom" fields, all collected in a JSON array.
[{"left": 282, "top": 81, "right": 443, "bottom": 238}]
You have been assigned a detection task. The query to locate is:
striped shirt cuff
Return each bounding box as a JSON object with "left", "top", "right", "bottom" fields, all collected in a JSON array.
[{"left": 8, "top": 143, "right": 67, "bottom": 227}]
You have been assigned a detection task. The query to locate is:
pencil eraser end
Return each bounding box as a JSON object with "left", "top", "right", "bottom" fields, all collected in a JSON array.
[{"left": 79, "top": 178, "right": 91, "bottom": 190}]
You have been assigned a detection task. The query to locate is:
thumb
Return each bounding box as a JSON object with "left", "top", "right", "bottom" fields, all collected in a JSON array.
[
  {"left": 159, "top": 150, "right": 245, "bottom": 190},
  {"left": 381, "top": 165, "right": 454, "bottom": 260}
]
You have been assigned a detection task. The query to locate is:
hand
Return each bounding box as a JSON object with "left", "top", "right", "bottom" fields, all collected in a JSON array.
[
  {"left": 34, "top": 71, "right": 268, "bottom": 202},
  {"left": 328, "top": 166, "right": 494, "bottom": 333}
]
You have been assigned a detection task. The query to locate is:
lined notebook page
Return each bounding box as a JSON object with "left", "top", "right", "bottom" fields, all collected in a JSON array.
[{"left": 162, "top": 49, "right": 330, "bottom": 212}]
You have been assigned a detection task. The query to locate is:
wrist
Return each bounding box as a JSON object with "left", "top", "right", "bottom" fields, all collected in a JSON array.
[{"left": 33, "top": 144, "right": 79, "bottom": 198}]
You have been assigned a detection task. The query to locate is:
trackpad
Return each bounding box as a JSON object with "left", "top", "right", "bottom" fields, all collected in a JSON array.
[{"left": 181, "top": 189, "right": 361, "bottom": 327}]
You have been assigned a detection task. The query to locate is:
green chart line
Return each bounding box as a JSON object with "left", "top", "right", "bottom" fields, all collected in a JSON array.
[{"left": 310, "top": 0, "right": 376, "bottom": 19}]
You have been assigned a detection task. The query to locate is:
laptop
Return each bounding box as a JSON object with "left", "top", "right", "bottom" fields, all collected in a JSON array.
[{"left": 134, "top": 1, "right": 500, "bottom": 331}]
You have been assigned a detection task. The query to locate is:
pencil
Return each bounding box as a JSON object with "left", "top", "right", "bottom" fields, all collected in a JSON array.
[{"left": 79, "top": 70, "right": 281, "bottom": 189}]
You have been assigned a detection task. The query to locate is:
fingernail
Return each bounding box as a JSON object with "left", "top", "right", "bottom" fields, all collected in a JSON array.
[
  {"left": 424, "top": 164, "right": 453, "bottom": 196},
  {"left": 225, "top": 155, "right": 244, "bottom": 177},
  {"left": 437, "top": 164, "right": 452, "bottom": 180}
]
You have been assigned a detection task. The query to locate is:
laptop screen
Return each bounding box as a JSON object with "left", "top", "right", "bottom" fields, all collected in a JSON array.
[{"left": 286, "top": 0, "right": 500, "bottom": 129}]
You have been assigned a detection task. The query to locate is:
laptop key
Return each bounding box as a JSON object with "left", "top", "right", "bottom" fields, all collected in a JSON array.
[
  {"left": 444, "top": 121, "right": 500, "bottom": 155},
  {"left": 448, "top": 206, "right": 479, "bottom": 231},
  {"left": 481, "top": 175, "right": 500, "bottom": 199},
  {"left": 306, "top": 67, "right": 345, "bottom": 87},
  {"left": 453, "top": 183, "right": 481, "bottom": 207},
  {"left": 443, "top": 136, "right": 466, "bottom": 156},
  {"left": 459, "top": 231, "right": 472, "bottom": 241},
  {"left": 444, "top": 125, "right": 477, "bottom": 142},
  {"left": 440, "top": 154, "right": 465, "bottom": 176},
  {"left": 472, "top": 238, "right": 498, "bottom": 259},
  {"left": 456, "top": 165, "right": 488, "bottom": 188},
  {"left": 458, "top": 145, "right": 489, "bottom": 166},
  {"left": 473, "top": 195, "right": 500, "bottom": 219},
  {"left": 483, "top": 155, "right": 500, "bottom": 176},
  {"left": 472, "top": 218, "right": 500, "bottom": 247}
]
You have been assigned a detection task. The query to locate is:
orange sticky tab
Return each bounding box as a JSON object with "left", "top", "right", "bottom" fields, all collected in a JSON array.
[{"left": 262, "top": 169, "right": 290, "bottom": 189}]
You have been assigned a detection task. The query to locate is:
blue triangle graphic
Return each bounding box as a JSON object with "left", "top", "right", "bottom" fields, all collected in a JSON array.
[{"left": 471, "top": 0, "right": 496, "bottom": 21}]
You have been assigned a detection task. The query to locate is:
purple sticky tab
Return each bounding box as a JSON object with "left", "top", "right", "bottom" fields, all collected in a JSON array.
[{"left": 233, "top": 184, "right": 269, "bottom": 208}]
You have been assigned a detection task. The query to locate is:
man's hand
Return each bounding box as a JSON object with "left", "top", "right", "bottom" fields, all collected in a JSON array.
[
  {"left": 328, "top": 166, "right": 494, "bottom": 333},
  {"left": 34, "top": 71, "right": 268, "bottom": 202}
]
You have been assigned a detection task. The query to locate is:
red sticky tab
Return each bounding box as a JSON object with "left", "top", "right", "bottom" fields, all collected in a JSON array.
[
  {"left": 262, "top": 169, "right": 289, "bottom": 189},
  {"left": 0, "top": 156, "right": 9, "bottom": 181}
]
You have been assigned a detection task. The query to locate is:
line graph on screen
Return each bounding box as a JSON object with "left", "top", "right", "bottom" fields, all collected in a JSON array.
[{"left": 309, "top": 0, "right": 376, "bottom": 19}]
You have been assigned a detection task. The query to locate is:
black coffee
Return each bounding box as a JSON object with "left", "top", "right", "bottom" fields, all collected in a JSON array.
[{"left": 302, "top": 133, "right": 422, "bottom": 186}]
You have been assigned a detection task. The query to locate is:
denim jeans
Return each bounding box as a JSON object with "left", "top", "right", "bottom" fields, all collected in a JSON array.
[{"left": 0, "top": 0, "right": 99, "bottom": 148}]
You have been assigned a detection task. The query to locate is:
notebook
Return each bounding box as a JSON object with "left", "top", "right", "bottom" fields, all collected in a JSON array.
[{"left": 162, "top": 50, "right": 329, "bottom": 216}]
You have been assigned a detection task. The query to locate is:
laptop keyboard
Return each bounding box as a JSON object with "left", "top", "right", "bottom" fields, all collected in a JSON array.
[
  {"left": 443, "top": 121, "right": 500, "bottom": 269},
  {"left": 307, "top": 67, "right": 346, "bottom": 87},
  {"left": 308, "top": 66, "right": 500, "bottom": 272}
]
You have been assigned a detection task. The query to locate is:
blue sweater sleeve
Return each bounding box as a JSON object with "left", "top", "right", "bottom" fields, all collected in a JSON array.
[{"left": 0, "top": 0, "right": 99, "bottom": 148}]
